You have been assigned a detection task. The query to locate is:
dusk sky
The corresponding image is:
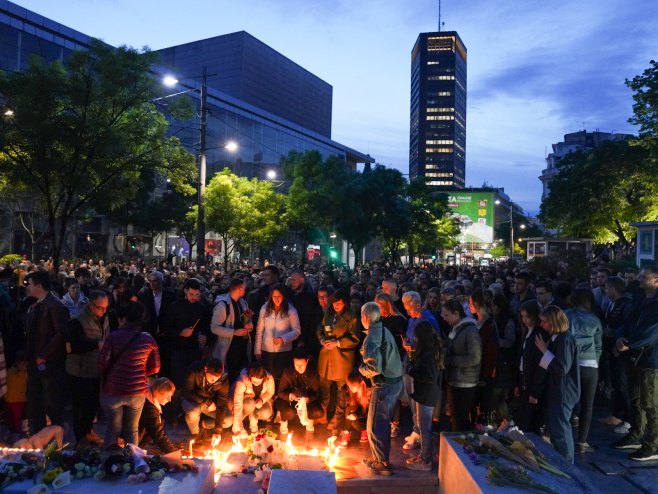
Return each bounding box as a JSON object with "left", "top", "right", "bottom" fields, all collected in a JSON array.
[{"left": 14, "top": 0, "right": 658, "bottom": 214}]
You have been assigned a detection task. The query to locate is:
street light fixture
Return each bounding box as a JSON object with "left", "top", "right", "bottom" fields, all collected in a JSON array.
[
  {"left": 495, "top": 199, "right": 518, "bottom": 260},
  {"left": 162, "top": 67, "right": 211, "bottom": 267}
]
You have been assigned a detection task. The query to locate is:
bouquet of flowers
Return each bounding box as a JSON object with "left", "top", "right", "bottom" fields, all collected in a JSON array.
[
  {"left": 241, "top": 308, "right": 255, "bottom": 337},
  {"left": 245, "top": 430, "right": 288, "bottom": 467}
]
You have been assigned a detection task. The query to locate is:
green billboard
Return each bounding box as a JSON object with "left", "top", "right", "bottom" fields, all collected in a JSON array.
[{"left": 445, "top": 191, "right": 495, "bottom": 244}]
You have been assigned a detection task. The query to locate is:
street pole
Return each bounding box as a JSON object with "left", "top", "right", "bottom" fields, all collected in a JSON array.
[
  {"left": 509, "top": 203, "right": 514, "bottom": 259},
  {"left": 196, "top": 66, "right": 208, "bottom": 267}
]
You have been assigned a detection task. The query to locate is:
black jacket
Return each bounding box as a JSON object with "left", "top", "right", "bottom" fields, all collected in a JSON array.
[
  {"left": 139, "top": 396, "right": 177, "bottom": 454},
  {"left": 409, "top": 349, "right": 441, "bottom": 407},
  {"left": 138, "top": 287, "right": 177, "bottom": 336},
  {"left": 518, "top": 325, "right": 549, "bottom": 398},
  {"left": 278, "top": 367, "right": 320, "bottom": 402},
  {"left": 163, "top": 299, "right": 210, "bottom": 355},
  {"left": 24, "top": 292, "right": 69, "bottom": 368},
  {"left": 182, "top": 360, "right": 230, "bottom": 427}
]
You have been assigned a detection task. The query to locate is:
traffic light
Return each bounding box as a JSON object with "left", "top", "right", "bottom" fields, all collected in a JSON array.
[{"left": 329, "top": 248, "right": 338, "bottom": 259}]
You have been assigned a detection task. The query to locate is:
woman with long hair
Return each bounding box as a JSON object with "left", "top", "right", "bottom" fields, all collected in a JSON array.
[
  {"left": 469, "top": 289, "right": 500, "bottom": 423},
  {"left": 565, "top": 288, "right": 602, "bottom": 454},
  {"left": 406, "top": 321, "right": 443, "bottom": 471},
  {"left": 515, "top": 300, "right": 549, "bottom": 434},
  {"left": 533, "top": 305, "right": 580, "bottom": 462},
  {"left": 331, "top": 371, "right": 372, "bottom": 447},
  {"left": 254, "top": 283, "right": 301, "bottom": 385},
  {"left": 316, "top": 288, "right": 361, "bottom": 424},
  {"left": 442, "top": 299, "right": 481, "bottom": 431}
]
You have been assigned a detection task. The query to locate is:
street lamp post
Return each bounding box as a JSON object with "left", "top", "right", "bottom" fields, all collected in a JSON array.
[
  {"left": 196, "top": 67, "right": 208, "bottom": 268},
  {"left": 163, "top": 67, "right": 209, "bottom": 267}
]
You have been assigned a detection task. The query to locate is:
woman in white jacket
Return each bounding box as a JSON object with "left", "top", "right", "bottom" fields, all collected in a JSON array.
[
  {"left": 255, "top": 284, "right": 301, "bottom": 387},
  {"left": 232, "top": 362, "right": 275, "bottom": 434}
]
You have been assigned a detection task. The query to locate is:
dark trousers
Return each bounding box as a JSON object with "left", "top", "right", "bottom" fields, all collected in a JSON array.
[
  {"left": 262, "top": 351, "right": 292, "bottom": 390},
  {"left": 68, "top": 374, "right": 101, "bottom": 441},
  {"left": 171, "top": 349, "right": 201, "bottom": 389},
  {"left": 448, "top": 385, "right": 477, "bottom": 432},
  {"left": 576, "top": 366, "right": 598, "bottom": 444},
  {"left": 611, "top": 356, "right": 631, "bottom": 421},
  {"left": 27, "top": 361, "right": 65, "bottom": 434},
  {"left": 277, "top": 398, "right": 324, "bottom": 422},
  {"left": 225, "top": 337, "right": 249, "bottom": 383},
  {"left": 629, "top": 366, "right": 658, "bottom": 450},
  {"left": 515, "top": 390, "right": 545, "bottom": 434},
  {"left": 547, "top": 397, "right": 575, "bottom": 463}
]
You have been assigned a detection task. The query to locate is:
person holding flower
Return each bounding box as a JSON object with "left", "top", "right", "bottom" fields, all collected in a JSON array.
[
  {"left": 533, "top": 305, "right": 580, "bottom": 463},
  {"left": 211, "top": 278, "right": 253, "bottom": 383}
]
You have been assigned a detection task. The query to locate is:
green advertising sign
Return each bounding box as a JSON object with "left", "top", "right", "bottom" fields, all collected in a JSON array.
[{"left": 445, "top": 192, "right": 495, "bottom": 244}]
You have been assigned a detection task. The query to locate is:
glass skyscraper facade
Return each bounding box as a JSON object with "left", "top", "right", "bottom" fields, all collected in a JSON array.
[
  {"left": 0, "top": 0, "right": 372, "bottom": 257},
  {"left": 409, "top": 31, "right": 467, "bottom": 188}
]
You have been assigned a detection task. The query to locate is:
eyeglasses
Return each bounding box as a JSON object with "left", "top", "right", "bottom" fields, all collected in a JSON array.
[{"left": 90, "top": 300, "right": 108, "bottom": 312}]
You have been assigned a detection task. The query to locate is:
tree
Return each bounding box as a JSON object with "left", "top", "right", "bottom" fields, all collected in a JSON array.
[
  {"left": 406, "top": 178, "right": 456, "bottom": 264},
  {"left": 626, "top": 60, "right": 658, "bottom": 153},
  {"left": 282, "top": 151, "right": 351, "bottom": 267},
  {"left": 205, "top": 169, "right": 286, "bottom": 269},
  {"left": 0, "top": 40, "right": 195, "bottom": 267},
  {"left": 538, "top": 141, "right": 650, "bottom": 247}
]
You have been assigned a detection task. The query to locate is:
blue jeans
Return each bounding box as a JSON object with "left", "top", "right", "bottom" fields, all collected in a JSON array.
[
  {"left": 367, "top": 379, "right": 403, "bottom": 463},
  {"left": 101, "top": 394, "right": 145, "bottom": 446},
  {"left": 415, "top": 402, "right": 434, "bottom": 463}
]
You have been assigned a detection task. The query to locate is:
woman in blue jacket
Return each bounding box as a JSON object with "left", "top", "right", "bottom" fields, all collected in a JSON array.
[
  {"left": 565, "top": 288, "right": 602, "bottom": 454},
  {"left": 534, "top": 305, "right": 580, "bottom": 463}
]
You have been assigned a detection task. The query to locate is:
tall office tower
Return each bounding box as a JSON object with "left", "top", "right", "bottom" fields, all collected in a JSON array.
[{"left": 409, "top": 31, "right": 467, "bottom": 188}]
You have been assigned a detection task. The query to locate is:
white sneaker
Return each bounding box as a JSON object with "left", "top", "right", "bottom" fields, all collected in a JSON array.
[
  {"left": 306, "top": 420, "right": 314, "bottom": 432},
  {"left": 280, "top": 421, "right": 288, "bottom": 435},
  {"left": 614, "top": 422, "right": 631, "bottom": 434},
  {"left": 403, "top": 431, "right": 421, "bottom": 451}
]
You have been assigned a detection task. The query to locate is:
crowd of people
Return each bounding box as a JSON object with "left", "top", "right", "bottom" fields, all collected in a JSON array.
[{"left": 0, "top": 257, "right": 656, "bottom": 475}]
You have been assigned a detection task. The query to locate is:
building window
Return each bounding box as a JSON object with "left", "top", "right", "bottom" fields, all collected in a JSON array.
[
  {"left": 428, "top": 75, "right": 455, "bottom": 81},
  {"left": 427, "top": 115, "right": 455, "bottom": 121}
]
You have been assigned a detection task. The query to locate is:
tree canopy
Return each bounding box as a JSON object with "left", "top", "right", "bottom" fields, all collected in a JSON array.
[
  {"left": 0, "top": 39, "right": 195, "bottom": 266},
  {"left": 204, "top": 168, "right": 286, "bottom": 269}
]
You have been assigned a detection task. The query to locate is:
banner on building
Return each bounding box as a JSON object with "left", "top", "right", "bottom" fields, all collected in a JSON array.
[{"left": 445, "top": 192, "right": 494, "bottom": 244}]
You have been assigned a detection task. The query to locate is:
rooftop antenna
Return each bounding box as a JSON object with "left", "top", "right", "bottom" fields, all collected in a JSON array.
[{"left": 438, "top": 0, "right": 442, "bottom": 31}]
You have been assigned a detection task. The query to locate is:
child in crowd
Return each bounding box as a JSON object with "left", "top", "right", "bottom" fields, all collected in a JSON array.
[
  {"left": 330, "top": 371, "right": 371, "bottom": 447},
  {"left": 5, "top": 352, "right": 27, "bottom": 434}
]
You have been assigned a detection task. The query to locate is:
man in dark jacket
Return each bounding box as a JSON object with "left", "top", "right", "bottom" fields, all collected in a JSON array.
[
  {"left": 289, "top": 270, "right": 322, "bottom": 357},
  {"left": 24, "top": 271, "right": 69, "bottom": 434},
  {"left": 277, "top": 347, "right": 324, "bottom": 434},
  {"left": 181, "top": 358, "right": 231, "bottom": 441},
  {"left": 614, "top": 266, "right": 658, "bottom": 461},
  {"left": 139, "top": 271, "right": 177, "bottom": 378},
  {"left": 163, "top": 278, "right": 210, "bottom": 387}
]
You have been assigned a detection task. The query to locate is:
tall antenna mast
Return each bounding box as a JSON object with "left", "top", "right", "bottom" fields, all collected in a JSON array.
[{"left": 438, "top": 0, "right": 442, "bottom": 31}]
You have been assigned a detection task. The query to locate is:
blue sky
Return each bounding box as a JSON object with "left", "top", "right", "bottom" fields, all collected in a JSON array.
[{"left": 14, "top": 0, "right": 658, "bottom": 214}]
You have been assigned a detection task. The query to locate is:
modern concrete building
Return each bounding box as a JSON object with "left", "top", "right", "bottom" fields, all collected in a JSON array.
[
  {"left": 539, "top": 129, "right": 633, "bottom": 198},
  {"left": 409, "top": 31, "right": 467, "bottom": 188},
  {"left": 0, "top": 0, "right": 372, "bottom": 259}
]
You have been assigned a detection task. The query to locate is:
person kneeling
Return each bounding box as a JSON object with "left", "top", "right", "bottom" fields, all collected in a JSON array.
[
  {"left": 277, "top": 348, "right": 324, "bottom": 434},
  {"left": 330, "top": 371, "right": 371, "bottom": 447},
  {"left": 232, "top": 362, "right": 275, "bottom": 436},
  {"left": 181, "top": 358, "right": 231, "bottom": 441},
  {"left": 139, "top": 377, "right": 180, "bottom": 454}
]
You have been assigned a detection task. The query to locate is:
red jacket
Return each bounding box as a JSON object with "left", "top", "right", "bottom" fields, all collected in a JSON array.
[{"left": 98, "top": 325, "right": 160, "bottom": 396}]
